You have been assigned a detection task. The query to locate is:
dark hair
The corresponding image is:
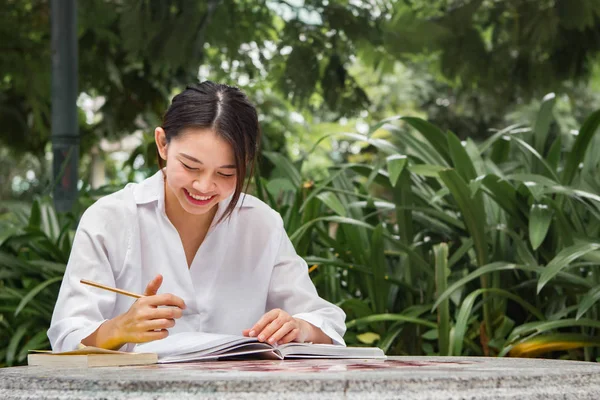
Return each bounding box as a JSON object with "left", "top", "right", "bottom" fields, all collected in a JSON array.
[{"left": 159, "top": 81, "right": 261, "bottom": 223}]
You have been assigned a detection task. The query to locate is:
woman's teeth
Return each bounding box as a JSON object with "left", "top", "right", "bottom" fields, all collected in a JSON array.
[{"left": 187, "top": 190, "right": 214, "bottom": 201}]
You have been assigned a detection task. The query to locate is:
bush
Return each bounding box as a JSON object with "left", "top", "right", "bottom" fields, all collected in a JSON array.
[
  {"left": 257, "top": 95, "right": 600, "bottom": 360},
  {"left": 3, "top": 95, "right": 600, "bottom": 365}
]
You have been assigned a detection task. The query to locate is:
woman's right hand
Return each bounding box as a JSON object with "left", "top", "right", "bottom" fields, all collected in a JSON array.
[{"left": 82, "top": 274, "right": 186, "bottom": 350}]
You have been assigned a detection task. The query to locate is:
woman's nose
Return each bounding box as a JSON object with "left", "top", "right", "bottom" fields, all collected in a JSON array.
[{"left": 192, "top": 173, "right": 215, "bottom": 193}]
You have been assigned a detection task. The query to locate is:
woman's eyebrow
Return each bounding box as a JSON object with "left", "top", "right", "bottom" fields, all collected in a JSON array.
[{"left": 179, "top": 153, "right": 236, "bottom": 169}]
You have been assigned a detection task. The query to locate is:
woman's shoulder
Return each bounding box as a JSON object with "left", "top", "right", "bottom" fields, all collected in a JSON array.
[
  {"left": 236, "top": 193, "right": 284, "bottom": 230},
  {"left": 82, "top": 172, "right": 161, "bottom": 221},
  {"left": 79, "top": 181, "right": 141, "bottom": 230}
]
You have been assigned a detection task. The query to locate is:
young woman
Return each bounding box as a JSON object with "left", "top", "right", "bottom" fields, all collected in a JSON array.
[{"left": 48, "top": 82, "right": 345, "bottom": 352}]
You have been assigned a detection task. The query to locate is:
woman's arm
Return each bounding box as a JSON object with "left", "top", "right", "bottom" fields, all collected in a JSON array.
[{"left": 48, "top": 200, "right": 129, "bottom": 352}]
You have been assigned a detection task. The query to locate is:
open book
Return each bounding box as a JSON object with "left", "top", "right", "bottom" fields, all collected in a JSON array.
[
  {"left": 134, "top": 332, "right": 386, "bottom": 363},
  {"left": 27, "top": 347, "right": 157, "bottom": 367}
]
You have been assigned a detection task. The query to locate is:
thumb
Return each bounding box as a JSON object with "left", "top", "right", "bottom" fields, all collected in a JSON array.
[{"left": 144, "top": 274, "right": 163, "bottom": 296}]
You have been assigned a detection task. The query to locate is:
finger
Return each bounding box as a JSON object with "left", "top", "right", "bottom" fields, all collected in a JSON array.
[
  {"left": 242, "top": 328, "right": 251, "bottom": 337},
  {"left": 143, "top": 306, "right": 183, "bottom": 320},
  {"left": 132, "top": 329, "right": 169, "bottom": 344},
  {"left": 248, "top": 309, "right": 281, "bottom": 337},
  {"left": 257, "top": 317, "right": 287, "bottom": 342},
  {"left": 278, "top": 327, "right": 300, "bottom": 345},
  {"left": 266, "top": 321, "right": 296, "bottom": 345},
  {"left": 141, "top": 318, "right": 176, "bottom": 331},
  {"left": 143, "top": 274, "right": 163, "bottom": 296},
  {"left": 146, "top": 293, "right": 186, "bottom": 309}
]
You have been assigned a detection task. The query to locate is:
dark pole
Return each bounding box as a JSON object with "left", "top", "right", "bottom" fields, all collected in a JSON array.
[{"left": 51, "top": 0, "right": 79, "bottom": 212}]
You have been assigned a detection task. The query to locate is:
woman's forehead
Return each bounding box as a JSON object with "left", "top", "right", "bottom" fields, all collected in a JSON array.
[{"left": 170, "top": 128, "right": 235, "bottom": 165}]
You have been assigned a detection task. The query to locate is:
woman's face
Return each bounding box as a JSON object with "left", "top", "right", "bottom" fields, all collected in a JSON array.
[{"left": 155, "top": 127, "right": 237, "bottom": 216}]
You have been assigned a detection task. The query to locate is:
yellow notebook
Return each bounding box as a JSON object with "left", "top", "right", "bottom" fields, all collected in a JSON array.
[{"left": 27, "top": 346, "right": 158, "bottom": 367}]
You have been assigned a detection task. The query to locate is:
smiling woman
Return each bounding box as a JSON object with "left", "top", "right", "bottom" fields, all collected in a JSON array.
[{"left": 47, "top": 82, "right": 346, "bottom": 353}]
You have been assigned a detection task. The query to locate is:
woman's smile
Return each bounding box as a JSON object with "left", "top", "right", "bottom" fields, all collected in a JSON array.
[{"left": 183, "top": 188, "right": 216, "bottom": 206}]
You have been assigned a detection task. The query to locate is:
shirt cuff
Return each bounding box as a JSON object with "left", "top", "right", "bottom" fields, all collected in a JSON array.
[
  {"left": 293, "top": 312, "right": 346, "bottom": 346},
  {"left": 60, "top": 319, "right": 108, "bottom": 352}
]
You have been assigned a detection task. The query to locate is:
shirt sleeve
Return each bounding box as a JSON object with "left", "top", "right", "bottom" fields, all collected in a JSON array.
[
  {"left": 47, "top": 198, "right": 130, "bottom": 352},
  {"left": 266, "top": 219, "right": 346, "bottom": 346}
]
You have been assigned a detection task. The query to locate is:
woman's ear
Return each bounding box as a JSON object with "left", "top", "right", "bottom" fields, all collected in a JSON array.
[{"left": 155, "top": 127, "right": 168, "bottom": 161}]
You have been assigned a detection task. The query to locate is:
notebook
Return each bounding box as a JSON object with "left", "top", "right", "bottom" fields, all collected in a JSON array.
[
  {"left": 27, "top": 346, "right": 158, "bottom": 367},
  {"left": 134, "top": 332, "right": 386, "bottom": 363}
]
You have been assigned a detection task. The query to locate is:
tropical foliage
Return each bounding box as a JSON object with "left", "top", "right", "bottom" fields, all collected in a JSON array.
[
  {"left": 255, "top": 94, "right": 600, "bottom": 360},
  {"left": 3, "top": 95, "right": 600, "bottom": 366}
]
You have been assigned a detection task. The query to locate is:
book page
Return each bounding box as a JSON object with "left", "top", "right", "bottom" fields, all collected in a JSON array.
[
  {"left": 278, "top": 343, "right": 386, "bottom": 359},
  {"left": 159, "top": 344, "right": 281, "bottom": 363},
  {"left": 134, "top": 332, "right": 260, "bottom": 359}
]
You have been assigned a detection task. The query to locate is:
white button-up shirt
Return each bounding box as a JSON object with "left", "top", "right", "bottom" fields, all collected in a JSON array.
[{"left": 48, "top": 171, "right": 346, "bottom": 352}]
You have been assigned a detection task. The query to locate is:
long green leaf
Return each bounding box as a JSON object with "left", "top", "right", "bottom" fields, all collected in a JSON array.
[
  {"left": 481, "top": 174, "right": 525, "bottom": 222},
  {"left": 289, "top": 216, "right": 374, "bottom": 244},
  {"left": 304, "top": 256, "right": 417, "bottom": 293},
  {"left": 537, "top": 242, "right": 600, "bottom": 293},
  {"left": 378, "top": 322, "right": 404, "bottom": 354},
  {"left": 576, "top": 286, "right": 600, "bottom": 320},
  {"left": 401, "top": 117, "right": 452, "bottom": 164},
  {"left": 479, "top": 123, "right": 523, "bottom": 154},
  {"left": 316, "top": 192, "right": 347, "bottom": 217},
  {"left": 263, "top": 151, "right": 302, "bottom": 187},
  {"left": 14, "top": 277, "right": 62, "bottom": 316},
  {"left": 533, "top": 93, "right": 556, "bottom": 155},
  {"left": 337, "top": 132, "right": 399, "bottom": 155},
  {"left": 438, "top": 169, "right": 488, "bottom": 265},
  {"left": 17, "top": 330, "right": 50, "bottom": 361},
  {"left": 511, "top": 137, "right": 561, "bottom": 182},
  {"left": 368, "top": 115, "right": 404, "bottom": 136},
  {"left": 454, "top": 288, "right": 545, "bottom": 356},
  {"left": 370, "top": 224, "right": 388, "bottom": 314},
  {"left": 407, "top": 164, "right": 446, "bottom": 177},
  {"left": 563, "top": 109, "right": 600, "bottom": 185},
  {"left": 6, "top": 322, "right": 31, "bottom": 366},
  {"left": 529, "top": 203, "right": 553, "bottom": 250},
  {"left": 506, "top": 318, "right": 600, "bottom": 346},
  {"left": 299, "top": 168, "right": 347, "bottom": 212},
  {"left": 387, "top": 126, "right": 449, "bottom": 166},
  {"left": 447, "top": 131, "right": 477, "bottom": 182},
  {"left": 432, "top": 262, "right": 591, "bottom": 311},
  {"left": 386, "top": 155, "right": 407, "bottom": 187},
  {"left": 346, "top": 313, "right": 437, "bottom": 329},
  {"left": 434, "top": 243, "right": 450, "bottom": 356},
  {"left": 28, "top": 199, "right": 42, "bottom": 230}
]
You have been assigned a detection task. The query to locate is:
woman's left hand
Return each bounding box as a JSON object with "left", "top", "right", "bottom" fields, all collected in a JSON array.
[{"left": 242, "top": 308, "right": 310, "bottom": 345}]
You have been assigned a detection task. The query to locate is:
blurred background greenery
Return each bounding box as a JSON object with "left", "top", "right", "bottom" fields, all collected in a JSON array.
[{"left": 3, "top": 0, "right": 600, "bottom": 366}]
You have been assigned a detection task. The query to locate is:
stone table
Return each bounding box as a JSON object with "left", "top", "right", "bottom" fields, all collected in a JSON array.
[{"left": 2, "top": 356, "right": 600, "bottom": 399}]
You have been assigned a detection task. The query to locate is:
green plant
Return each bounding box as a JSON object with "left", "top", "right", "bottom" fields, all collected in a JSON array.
[
  {"left": 4, "top": 94, "right": 600, "bottom": 365},
  {"left": 0, "top": 197, "right": 76, "bottom": 366},
  {"left": 257, "top": 94, "right": 600, "bottom": 360}
]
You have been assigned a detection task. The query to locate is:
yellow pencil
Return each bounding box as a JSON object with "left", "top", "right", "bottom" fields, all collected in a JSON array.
[{"left": 80, "top": 279, "right": 144, "bottom": 299}]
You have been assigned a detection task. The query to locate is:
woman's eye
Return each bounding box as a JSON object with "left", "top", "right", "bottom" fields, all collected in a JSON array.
[
  {"left": 219, "top": 173, "right": 235, "bottom": 178},
  {"left": 181, "top": 162, "right": 198, "bottom": 171}
]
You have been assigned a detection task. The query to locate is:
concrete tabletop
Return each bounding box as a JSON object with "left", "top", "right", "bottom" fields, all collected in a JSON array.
[{"left": 2, "top": 356, "right": 600, "bottom": 399}]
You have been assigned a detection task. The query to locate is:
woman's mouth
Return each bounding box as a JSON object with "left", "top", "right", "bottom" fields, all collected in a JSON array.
[{"left": 184, "top": 188, "right": 216, "bottom": 206}]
